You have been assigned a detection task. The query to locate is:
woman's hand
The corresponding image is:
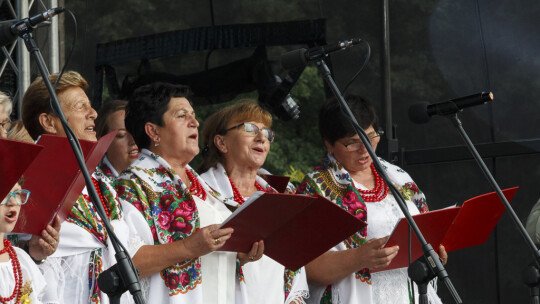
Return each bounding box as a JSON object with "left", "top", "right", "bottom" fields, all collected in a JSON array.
[
  {"left": 28, "top": 215, "right": 61, "bottom": 261},
  {"left": 356, "top": 236, "right": 399, "bottom": 270},
  {"left": 237, "top": 240, "right": 264, "bottom": 266},
  {"left": 183, "top": 224, "right": 234, "bottom": 257},
  {"left": 438, "top": 244, "right": 448, "bottom": 265}
]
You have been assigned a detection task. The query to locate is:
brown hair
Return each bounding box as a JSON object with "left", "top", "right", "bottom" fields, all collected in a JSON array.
[
  {"left": 6, "top": 120, "right": 33, "bottom": 143},
  {"left": 95, "top": 100, "right": 128, "bottom": 138},
  {"left": 198, "top": 100, "right": 272, "bottom": 173},
  {"left": 22, "top": 71, "right": 89, "bottom": 140}
]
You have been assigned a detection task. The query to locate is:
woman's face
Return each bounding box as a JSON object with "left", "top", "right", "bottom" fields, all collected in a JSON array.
[
  {"left": 0, "top": 183, "right": 22, "bottom": 235},
  {"left": 0, "top": 105, "right": 8, "bottom": 139},
  {"left": 154, "top": 97, "right": 199, "bottom": 164},
  {"left": 106, "top": 110, "right": 139, "bottom": 173},
  {"left": 52, "top": 87, "right": 98, "bottom": 142},
  {"left": 220, "top": 121, "right": 271, "bottom": 171},
  {"left": 326, "top": 125, "right": 381, "bottom": 175}
]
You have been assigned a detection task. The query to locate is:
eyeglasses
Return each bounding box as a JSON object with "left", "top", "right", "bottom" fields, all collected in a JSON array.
[
  {"left": 225, "top": 122, "right": 275, "bottom": 142},
  {"left": 342, "top": 130, "right": 384, "bottom": 152},
  {"left": 0, "top": 120, "right": 11, "bottom": 131},
  {"left": 1, "top": 189, "right": 31, "bottom": 206}
]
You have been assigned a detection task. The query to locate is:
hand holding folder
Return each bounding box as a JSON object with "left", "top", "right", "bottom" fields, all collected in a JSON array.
[
  {"left": 13, "top": 132, "right": 116, "bottom": 235},
  {"left": 219, "top": 192, "right": 366, "bottom": 270},
  {"left": 375, "top": 187, "right": 519, "bottom": 272}
]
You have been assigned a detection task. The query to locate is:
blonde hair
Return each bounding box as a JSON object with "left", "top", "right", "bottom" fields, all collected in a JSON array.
[
  {"left": 7, "top": 120, "right": 33, "bottom": 143},
  {"left": 22, "top": 71, "right": 89, "bottom": 140},
  {"left": 0, "top": 91, "right": 12, "bottom": 115},
  {"left": 199, "top": 100, "right": 272, "bottom": 173}
]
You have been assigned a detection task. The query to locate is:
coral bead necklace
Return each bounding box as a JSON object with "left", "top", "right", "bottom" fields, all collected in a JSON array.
[
  {"left": 0, "top": 239, "right": 23, "bottom": 304},
  {"left": 186, "top": 169, "right": 207, "bottom": 201},
  {"left": 356, "top": 163, "right": 388, "bottom": 202},
  {"left": 229, "top": 177, "right": 265, "bottom": 204},
  {"left": 91, "top": 177, "right": 110, "bottom": 218}
]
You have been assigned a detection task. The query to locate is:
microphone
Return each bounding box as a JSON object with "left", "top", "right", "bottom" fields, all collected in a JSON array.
[
  {"left": 0, "top": 7, "right": 65, "bottom": 47},
  {"left": 408, "top": 92, "right": 493, "bottom": 124},
  {"left": 281, "top": 38, "right": 362, "bottom": 70}
]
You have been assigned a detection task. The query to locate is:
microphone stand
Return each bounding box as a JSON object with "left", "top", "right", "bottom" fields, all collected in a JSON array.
[
  {"left": 16, "top": 19, "right": 145, "bottom": 304},
  {"left": 313, "top": 58, "right": 462, "bottom": 304},
  {"left": 445, "top": 113, "right": 540, "bottom": 304}
]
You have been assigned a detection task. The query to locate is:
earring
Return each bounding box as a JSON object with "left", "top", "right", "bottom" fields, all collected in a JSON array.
[{"left": 154, "top": 140, "right": 160, "bottom": 147}]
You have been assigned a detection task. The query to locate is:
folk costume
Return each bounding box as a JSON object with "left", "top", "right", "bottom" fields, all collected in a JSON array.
[
  {"left": 298, "top": 154, "right": 441, "bottom": 304},
  {"left": 200, "top": 162, "right": 309, "bottom": 304},
  {"left": 0, "top": 243, "right": 48, "bottom": 304},
  {"left": 39, "top": 166, "right": 147, "bottom": 304},
  {"left": 114, "top": 149, "right": 248, "bottom": 304}
]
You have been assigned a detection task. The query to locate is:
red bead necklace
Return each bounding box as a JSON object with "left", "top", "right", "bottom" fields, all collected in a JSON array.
[
  {"left": 186, "top": 169, "right": 207, "bottom": 201},
  {"left": 356, "top": 163, "right": 388, "bottom": 202},
  {"left": 0, "top": 239, "right": 23, "bottom": 304},
  {"left": 91, "top": 177, "right": 110, "bottom": 218},
  {"left": 229, "top": 177, "right": 265, "bottom": 205}
]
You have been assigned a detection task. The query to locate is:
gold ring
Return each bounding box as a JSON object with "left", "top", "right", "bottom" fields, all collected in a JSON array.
[{"left": 214, "top": 238, "right": 219, "bottom": 245}]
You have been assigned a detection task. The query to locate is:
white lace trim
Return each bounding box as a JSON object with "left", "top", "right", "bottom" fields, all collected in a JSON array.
[{"left": 287, "top": 290, "right": 310, "bottom": 304}]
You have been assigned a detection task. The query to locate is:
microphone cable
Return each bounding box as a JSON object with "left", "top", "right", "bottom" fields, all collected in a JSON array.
[{"left": 342, "top": 39, "right": 371, "bottom": 95}]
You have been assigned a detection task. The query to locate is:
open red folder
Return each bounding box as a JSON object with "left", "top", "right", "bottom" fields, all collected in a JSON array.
[
  {"left": 0, "top": 138, "right": 44, "bottom": 200},
  {"left": 13, "top": 132, "right": 116, "bottom": 234},
  {"left": 260, "top": 174, "right": 291, "bottom": 193},
  {"left": 375, "top": 187, "right": 519, "bottom": 272},
  {"left": 219, "top": 192, "right": 366, "bottom": 270}
]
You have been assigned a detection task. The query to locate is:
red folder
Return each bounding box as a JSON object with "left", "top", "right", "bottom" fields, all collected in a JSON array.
[
  {"left": 219, "top": 192, "right": 366, "bottom": 270},
  {"left": 13, "top": 132, "right": 116, "bottom": 234},
  {"left": 0, "top": 138, "right": 44, "bottom": 200},
  {"left": 376, "top": 187, "right": 519, "bottom": 272},
  {"left": 260, "top": 174, "right": 291, "bottom": 193}
]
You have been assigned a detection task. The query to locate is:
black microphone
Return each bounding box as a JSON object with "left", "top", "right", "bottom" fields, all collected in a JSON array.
[
  {"left": 0, "top": 7, "right": 64, "bottom": 47},
  {"left": 281, "top": 38, "right": 362, "bottom": 70},
  {"left": 408, "top": 92, "right": 493, "bottom": 124}
]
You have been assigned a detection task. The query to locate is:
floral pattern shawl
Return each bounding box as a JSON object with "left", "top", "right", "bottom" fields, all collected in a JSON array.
[
  {"left": 297, "top": 154, "right": 428, "bottom": 303},
  {"left": 114, "top": 149, "right": 225, "bottom": 297}
]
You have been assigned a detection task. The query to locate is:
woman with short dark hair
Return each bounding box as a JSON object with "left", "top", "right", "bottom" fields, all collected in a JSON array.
[
  {"left": 298, "top": 95, "right": 446, "bottom": 304},
  {"left": 115, "top": 82, "right": 262, "bottom": 303}
]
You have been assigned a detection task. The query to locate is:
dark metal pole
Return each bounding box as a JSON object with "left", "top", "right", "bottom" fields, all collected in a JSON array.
[{"left": 381, "top": 0, "right": 398, "bottom": 162}]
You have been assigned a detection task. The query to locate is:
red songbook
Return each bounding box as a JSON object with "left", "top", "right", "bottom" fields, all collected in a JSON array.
[
  {"left": 219, "top": 192, "right": 366, "bottom": 270},
  {"left": 260, "top": 174, "right": 291, "bottom": 193},
  {"left": 0, "top": 138, "right": 44, "bottom": 200},
  {"left": 13, "top": 132, "right": 116, "bottom": 234},
  {"left": 376, "top": 187, "right": 519, "bottom": 272}
]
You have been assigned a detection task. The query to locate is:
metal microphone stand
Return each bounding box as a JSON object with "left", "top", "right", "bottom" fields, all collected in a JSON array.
[
  {"left": 446, "top": 113, "right": 540, "bottom": 304},
  {"left": 314, "top": 58, "right": 462, "bottom": 304},
  {"left": 16, "top": 18, "right": 145, "bottom": 304}
]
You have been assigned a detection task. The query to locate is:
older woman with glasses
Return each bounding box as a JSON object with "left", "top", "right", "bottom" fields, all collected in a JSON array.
[
  {"left": 297, "top": 95, "right": 447, "bottom": 304},
  {"left": 198, "top": 101, "right": 308, "bottom": 304},
  {"left": 115, "top": 83, "right": 262, "bottom": 304}
]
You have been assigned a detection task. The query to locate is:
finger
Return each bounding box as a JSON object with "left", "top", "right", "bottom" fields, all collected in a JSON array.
[
  {"left": 38, "top": 238, "right": 54, "bottom": 254},
  {"left": 248, "top": 242, "right": 259, "bottom": 256},
  {"left": 255, "top": 240, "right": 265, "bottom": 257},
  {"left": 51, "top": 215, "right": 61, "bottom": 230},
  {"left": 40, "top": 230, "right": 56, "bottom": 245},
  {"left": 368, "top": 236, "right": 389, "bottom": 248},
  {"left": 377, "top": 245, "right": 399, "bottom": 257}
]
